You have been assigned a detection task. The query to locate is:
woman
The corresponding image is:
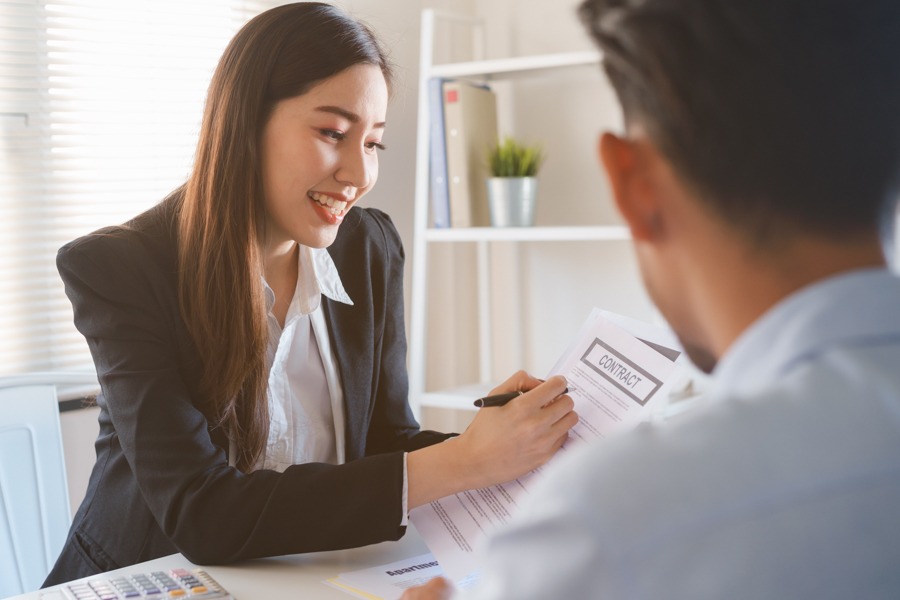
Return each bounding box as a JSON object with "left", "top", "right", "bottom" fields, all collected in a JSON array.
[{"left": 44, "top": 2, "right": 576, "bottom": 584}]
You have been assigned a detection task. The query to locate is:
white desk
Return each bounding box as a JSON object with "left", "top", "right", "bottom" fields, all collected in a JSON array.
[{"left": 11, "top": 529, "right": 430, "bottom": 599}]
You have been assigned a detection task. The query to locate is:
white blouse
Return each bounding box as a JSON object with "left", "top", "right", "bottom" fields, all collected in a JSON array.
[
  {"left": 256, "top": 244, "right": 353, "bottom": 472},
  {"left": 231, "top": 244, "right": 409, "bottom": 523}
]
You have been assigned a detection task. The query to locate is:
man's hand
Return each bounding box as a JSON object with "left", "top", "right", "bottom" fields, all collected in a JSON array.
[{"left": 400, "top": 576, "right": 453, "bottom": 600}]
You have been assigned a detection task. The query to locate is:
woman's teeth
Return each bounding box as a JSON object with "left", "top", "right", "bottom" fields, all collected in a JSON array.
[{"left": 309, "top": 192, "right": 348, "bottom": 215}]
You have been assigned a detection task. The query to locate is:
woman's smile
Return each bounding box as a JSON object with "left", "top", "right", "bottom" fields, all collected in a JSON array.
[{"left": 308, "top": 191, "right": 350, "bottom": 224}]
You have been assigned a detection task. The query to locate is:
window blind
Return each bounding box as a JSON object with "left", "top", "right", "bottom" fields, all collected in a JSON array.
[{"left": 0, "top": 0, "right": 282, "bottom": 375}]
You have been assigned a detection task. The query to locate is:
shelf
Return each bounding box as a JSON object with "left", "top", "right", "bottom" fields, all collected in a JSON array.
[
  {"left": 424, "top": 225, "right": 630, "bottom": 243},
  {"left": 409, "top": 10, "right": 623, "bottom": 420},
  {"left": 429, "top": 50, "right": 600, "bottom": 80},
  {"left": 418, "top": 383, "right": 493, "bottom": 411}
]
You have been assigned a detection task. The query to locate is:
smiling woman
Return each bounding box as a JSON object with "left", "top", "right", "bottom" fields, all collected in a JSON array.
[
  {"left": 44, "top": 1, "right": 577, "bottom": 586},
  {"left": 260, "top": 65, "right": 388, "bottom": 251}
]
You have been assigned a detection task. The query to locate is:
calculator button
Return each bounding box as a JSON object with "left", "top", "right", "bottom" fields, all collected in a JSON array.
[{"left": 57, "top": 569, "right": 232, "bottom": 600}]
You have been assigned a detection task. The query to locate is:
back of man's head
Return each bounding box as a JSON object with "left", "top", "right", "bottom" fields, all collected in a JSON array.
[{"left": 579, "top": 0, "right": 900, "bottom": 245}]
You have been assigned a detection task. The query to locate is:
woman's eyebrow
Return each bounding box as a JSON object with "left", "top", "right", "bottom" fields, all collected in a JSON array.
[{"left": 314, "top": 105, "right": 385, "bottom": 128}]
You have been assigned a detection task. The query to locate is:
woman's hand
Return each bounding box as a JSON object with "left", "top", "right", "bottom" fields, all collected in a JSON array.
[
  {"left": 407, "top": 372, "right": 577, "bottom": 508},
  {"left": 453, "top": 373, "right": 577, "bottom": 490},
  {"left": 485, "top": 369, "right": 544, "bottom": 396}
]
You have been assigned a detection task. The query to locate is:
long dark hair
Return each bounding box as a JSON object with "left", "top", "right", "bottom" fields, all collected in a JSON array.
[{"left": 178, "top": 2, "right": 393, "bottom": 471}]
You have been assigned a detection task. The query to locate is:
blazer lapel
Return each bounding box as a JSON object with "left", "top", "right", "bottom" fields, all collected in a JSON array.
[{"left": 322, "top": 297, "right": 373, "bottom": 461}]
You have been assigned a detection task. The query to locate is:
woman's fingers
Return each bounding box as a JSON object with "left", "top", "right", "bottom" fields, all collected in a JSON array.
[
  {"left": 487, "top": 369, "right": 543, "bottom": 396},
  {"left": 511, "top": 374, "right": 568, "bottom": 410},
  {"left": 549, "top": 404, "right": 580, "bottom": 440},
  {"left": 495, "top": 376, "right": 574, "bottom": 444},
  {"left": 538, "top": 387, "right": 576, "bottom": 420},
  {"left": 527, "top": 392, "right": 577, "bottom": 457}
]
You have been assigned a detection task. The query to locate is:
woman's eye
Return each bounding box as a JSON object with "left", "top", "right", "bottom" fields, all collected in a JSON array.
[
  {"left": 365, "top": 141, "right": 387, "bottom": 152},
  {"left": 320, "top": 129, "right": 345, "bottom": 141}
]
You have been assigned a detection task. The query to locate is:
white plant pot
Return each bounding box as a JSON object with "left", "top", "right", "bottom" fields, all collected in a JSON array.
[{"left": 486, "top": 177, "right": 537, "bottom": 227}]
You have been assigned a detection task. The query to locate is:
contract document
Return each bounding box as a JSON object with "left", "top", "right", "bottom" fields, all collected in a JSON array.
[{"left": 410, "top": 309, "right": 683, "bottom": 581}]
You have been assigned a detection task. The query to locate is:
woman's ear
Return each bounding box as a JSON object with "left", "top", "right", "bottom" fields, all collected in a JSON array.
[{"left": 599, "top": 132, "right": 663, "bottom": 242}]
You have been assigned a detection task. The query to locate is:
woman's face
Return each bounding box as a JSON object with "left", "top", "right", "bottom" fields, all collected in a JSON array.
[{"left": 260, "top": 63, "right": 388, "bottom": 250}]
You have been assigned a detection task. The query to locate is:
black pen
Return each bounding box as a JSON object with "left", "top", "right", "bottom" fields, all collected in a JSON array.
[
  {"left": 473, "top": 386, "right": 572, "bottom": 408},
  {"left": 473, "top": 391, "right": 522, "bottom": 408}
]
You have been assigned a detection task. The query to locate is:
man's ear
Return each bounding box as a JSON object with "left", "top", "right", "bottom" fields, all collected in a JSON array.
[{"left": 599, "top": 132, "right": 662, "bottom": 242}]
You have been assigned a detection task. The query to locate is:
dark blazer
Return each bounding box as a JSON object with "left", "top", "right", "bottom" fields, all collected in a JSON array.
[{"left": 44, "top": 193, "right": 452, "bottom": 585}]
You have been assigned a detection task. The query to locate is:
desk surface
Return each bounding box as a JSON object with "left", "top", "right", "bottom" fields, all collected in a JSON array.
[{"left": 13, "top": 529, "right": 430, "bottom": 600}]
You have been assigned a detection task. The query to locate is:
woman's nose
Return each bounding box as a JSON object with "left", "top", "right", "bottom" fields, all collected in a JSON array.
[{"left": 334, "top": 146, "right": 374, "bottom": 190}]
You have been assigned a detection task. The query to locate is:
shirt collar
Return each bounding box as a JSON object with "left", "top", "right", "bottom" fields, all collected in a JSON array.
[
  {"left": 709, "top": 267, "right": 900, "bottom": 398},
  {"left": 262, "top": 245, "right": 354, "bottom": 318},
  {"left": 309, "top": 246, "right": 354, "bottom": 307}
]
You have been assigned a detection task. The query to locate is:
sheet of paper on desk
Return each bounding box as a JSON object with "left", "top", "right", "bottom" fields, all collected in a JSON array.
[
  {"left": 410, "top": 308, "right": 683, "bottom": 581},
  {"left": 323, "top": 552, "right": 477, "bottom": 599}
]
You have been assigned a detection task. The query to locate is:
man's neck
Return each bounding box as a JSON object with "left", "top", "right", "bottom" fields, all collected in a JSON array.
[{"left": 697, "top": 232, "right": 887, "bottom": 362}]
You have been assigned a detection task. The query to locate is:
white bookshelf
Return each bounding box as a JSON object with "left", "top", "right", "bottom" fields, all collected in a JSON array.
[
  {"left": 416, "top": 383, "right": 494, "bottom": 412},
  {"left": 409, "top": 10, "right": 622, "bottom": 416},
  {"left": 424, "top": 225, "right": 628, "bottom": 243},
  {"left": 429, "top": 51, "right": 601, "bottom": 80}
]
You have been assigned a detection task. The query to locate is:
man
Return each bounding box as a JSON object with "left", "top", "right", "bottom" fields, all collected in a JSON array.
[{"left": 404, "top": 0, "right": 900, "bottom": 598}]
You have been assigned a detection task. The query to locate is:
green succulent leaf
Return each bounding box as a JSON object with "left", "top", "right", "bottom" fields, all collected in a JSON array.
[{"left": 487, "top": 137, "right": 545, "bottom": 177}]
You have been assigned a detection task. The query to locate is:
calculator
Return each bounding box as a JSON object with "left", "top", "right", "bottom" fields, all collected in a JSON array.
[{"left": 40, "top": 568, "right": 234, "bottom": 599}]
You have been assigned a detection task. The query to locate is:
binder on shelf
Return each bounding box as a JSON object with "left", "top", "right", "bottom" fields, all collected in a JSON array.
[
  {"left": 442, "top": 80, "right": 498, "bottom": 227},
  {"left": 428, "top": 78, "right": 450, "bottom": 228}
]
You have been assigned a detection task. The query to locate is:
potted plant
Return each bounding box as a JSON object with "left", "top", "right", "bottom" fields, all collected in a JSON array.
[{"left": 486, "top": 137, "right": 545, "bottom": 227}]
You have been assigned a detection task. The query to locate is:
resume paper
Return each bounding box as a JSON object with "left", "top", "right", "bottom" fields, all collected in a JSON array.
[{"left": 324, "top": 552, "right": 477, "bottom": 599}]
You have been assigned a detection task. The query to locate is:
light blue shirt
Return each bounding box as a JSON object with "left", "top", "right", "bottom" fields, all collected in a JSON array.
[{"left": 457, "top": 268, "right": 900, "bottom": 599}]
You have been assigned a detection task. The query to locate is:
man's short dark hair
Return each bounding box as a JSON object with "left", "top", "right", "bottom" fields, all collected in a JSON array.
[{"left": 579, "top": 0, "right": 900, "bottom": 243}]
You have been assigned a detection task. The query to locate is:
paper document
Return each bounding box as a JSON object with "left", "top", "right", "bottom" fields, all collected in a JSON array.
[
  {"left": 324, "top": 552, "right": 476, "bottom": 600},
  {"left": 410, "top": 309, "right": 683, "bottom": 581}
]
